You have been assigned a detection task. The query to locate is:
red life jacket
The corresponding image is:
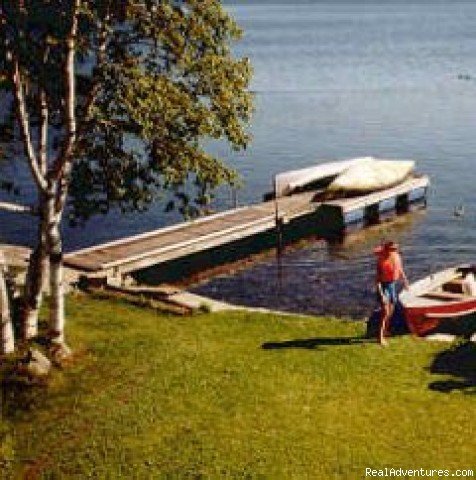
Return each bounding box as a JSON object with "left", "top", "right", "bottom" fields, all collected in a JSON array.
[{"left": 377, "top": 255, "right": 397, "bottom": 283}]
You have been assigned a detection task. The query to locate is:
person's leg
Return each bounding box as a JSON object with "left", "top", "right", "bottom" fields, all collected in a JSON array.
[
  {"left": 379, "top": 301, "right": 391, "bottom": 345},
  {"left": 384, "top": 302, "right": 395, "bottom": 338},
  {"left": 385, "top": 283, "right": 398, "bottom": 340}
]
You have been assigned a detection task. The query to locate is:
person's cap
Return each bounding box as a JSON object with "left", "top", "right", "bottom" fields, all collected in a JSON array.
[
  {"left": 373, "top": 241, "right": 399, "bottom": 254},
  {"left": 384, "top": 241, "right": 399, "bottom": 251}
]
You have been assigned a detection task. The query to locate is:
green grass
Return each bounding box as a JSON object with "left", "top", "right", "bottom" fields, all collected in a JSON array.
[{"left": 1, "top": 293, "right": 475, "bottom": 479}]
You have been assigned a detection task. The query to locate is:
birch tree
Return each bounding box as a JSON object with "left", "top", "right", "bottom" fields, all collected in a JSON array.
[{"left": 0, "top": 1, "right": 252, "bottom": 352}]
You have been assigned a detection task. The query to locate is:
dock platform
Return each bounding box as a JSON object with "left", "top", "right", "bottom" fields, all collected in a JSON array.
[
  {"left": 316, "top": 175, "right": 429, "bottom": 232},
  {"left": 63, "top": 190, "right": 319, "bottom": 281},
  {"left": 62, "top": 175, "right": 429, "bottom": 283},
  {"left": 0, "top": 245, "right": 31, "bottom": 269}
]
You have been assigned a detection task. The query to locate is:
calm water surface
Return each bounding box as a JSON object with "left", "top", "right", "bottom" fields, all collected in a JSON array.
[
  {"left": 2, "top": 1, "right": 476, "bottom": 317},
  {"left": 193, "top": 1, "right": 476, "bottom": 317}
]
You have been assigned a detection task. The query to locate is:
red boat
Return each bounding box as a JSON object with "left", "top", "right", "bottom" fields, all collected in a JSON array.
[{"left": 400, "top": 265, "right": 476, "bottom": 336}]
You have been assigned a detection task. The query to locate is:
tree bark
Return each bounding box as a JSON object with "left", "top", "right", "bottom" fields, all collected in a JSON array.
[
  {"left": 0, "top": 252, "right": 15, "bottom": 355},
  {"left": 12, "top": 58, "right": 48, "bottom": 192},
  {"left": 46, "top": 193, "right": 65, "bottom": 345},
  {"left": 22, "top": 248, "right": 46, "bottom": 339},
  {"left": 22, "top": 201, "right": 48, "bottom": 339}
]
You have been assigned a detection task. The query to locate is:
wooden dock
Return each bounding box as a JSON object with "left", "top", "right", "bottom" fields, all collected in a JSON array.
[
  {"left": 62, "top": 175, "right": 429, "bottom": 283},
  {"left": 63, "top": 190, "right": 319, "bottom": 280}
]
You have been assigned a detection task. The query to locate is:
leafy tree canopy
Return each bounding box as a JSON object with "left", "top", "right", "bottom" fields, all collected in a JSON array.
[{"left": 0, "top": 0, "right": 253, "bottom": 223}]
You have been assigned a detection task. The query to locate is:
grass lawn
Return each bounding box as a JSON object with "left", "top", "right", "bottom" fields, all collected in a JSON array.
[{"left": 1, "top": 293, "right": 475, "bottom": 479}]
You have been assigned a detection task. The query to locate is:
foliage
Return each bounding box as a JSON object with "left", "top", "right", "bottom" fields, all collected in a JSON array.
[
  {"left": 1, "top": 295, "right": 475, "bottom": 478},
  {"left": 0, "top": 0, "right": 253, "bottom": 223}
]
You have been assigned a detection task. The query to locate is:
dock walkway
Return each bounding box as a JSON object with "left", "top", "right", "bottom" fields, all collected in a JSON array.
[{"left": 64, "top": 190, "right": 318, "bottom": 279}]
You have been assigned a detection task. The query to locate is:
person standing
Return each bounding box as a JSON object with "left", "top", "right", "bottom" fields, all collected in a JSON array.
[{"left": 374, "top": 241, "right": 409, "bottom": 345}]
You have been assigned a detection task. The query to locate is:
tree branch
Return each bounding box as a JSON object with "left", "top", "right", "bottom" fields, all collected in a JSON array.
[
  {"left": 38, "top": 43, "right": 50, "bottom": 176},
  {"left": 0, "top": 5, "right": 47, "bottom": 192},
  {"left": 12, "top": 58, "right": 48, "bottom": 192},
  {"left": 56, "top": 5, "right": 111, "bottom": 215},
  {"left": 50, "top": 0, "right": 80, "bottom": 214},
  {"left": 50, "top": 0, "right": 79, "bottom": 177},
  {"left": 38, "top": 87, "right": 48, "bottom": 176}
]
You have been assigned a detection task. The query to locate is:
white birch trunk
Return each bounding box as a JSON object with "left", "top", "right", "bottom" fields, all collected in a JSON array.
[
  {"left": 23, "top": 242, "right": 47, "bottom": 339},
  {"left": 0, "top": 252, "right": 15, "bottom": 354},
  {"left": 23, "top": 194, "right": 48, "bottom": 339},
  {"left": 23, "top": 267, "right": 41, "bottom": 339},
  {"left": 46, "top": 194, "right": 65, "bottom": 345},
  {"left": 49, "top": 253, "right": 65, "bottom": 345}
]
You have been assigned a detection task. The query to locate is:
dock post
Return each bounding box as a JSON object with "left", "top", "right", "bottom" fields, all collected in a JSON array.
[
  {"left": 364, "top": 204, "right": 380, "bottom": 226},
  {"left": 273, "top": 175, "right": 284, "bottom": 255},
  {"left": 109, "top": 267, "right": 126, "bottom": 287},
  {"left": 275, "top": 217, "right": 284, "bottom": 255},
  {"left": 396, "top": 193, "right": 409, "bottom": 213}
]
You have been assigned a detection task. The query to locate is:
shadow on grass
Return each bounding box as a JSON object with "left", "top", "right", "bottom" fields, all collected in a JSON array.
[
  {"left": 0, "top": 330, "right": 51, "bottom": 420},
  {"left": 0, "top": 375, "right": 48, "bottom": 420},
  {"left": 262, "top": 336, "right": 375, "bottom": 350},
  {"left": 429, "top": 342, "right": 476, "bottom": 394}
]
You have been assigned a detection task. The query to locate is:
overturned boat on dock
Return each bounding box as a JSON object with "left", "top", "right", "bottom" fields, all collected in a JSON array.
[
  {"left": 273, "top": 157, "right": 416, "bottom": 199},
  {"left": 273, "top": 157, "right": 371, "bottom": 198},
  {"left": 326, "top": 158, "right": 415, "bottom": 195}
]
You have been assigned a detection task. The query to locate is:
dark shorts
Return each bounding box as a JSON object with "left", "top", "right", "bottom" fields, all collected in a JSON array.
[{"left": 378, "top": 281, "right": 398, "bottom": 305}]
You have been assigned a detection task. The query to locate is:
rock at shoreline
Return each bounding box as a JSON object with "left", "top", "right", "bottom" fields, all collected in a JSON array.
[{"left": 24, "top": 348, "right": 51, "bottom": 378}]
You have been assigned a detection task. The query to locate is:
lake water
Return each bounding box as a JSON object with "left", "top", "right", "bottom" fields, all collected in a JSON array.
[
  {"left": 193, "top": 1, "right": 476, "bottom": 318},
  {"left": 2, "top": 1, "right": 476, "bottom": 318}
]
